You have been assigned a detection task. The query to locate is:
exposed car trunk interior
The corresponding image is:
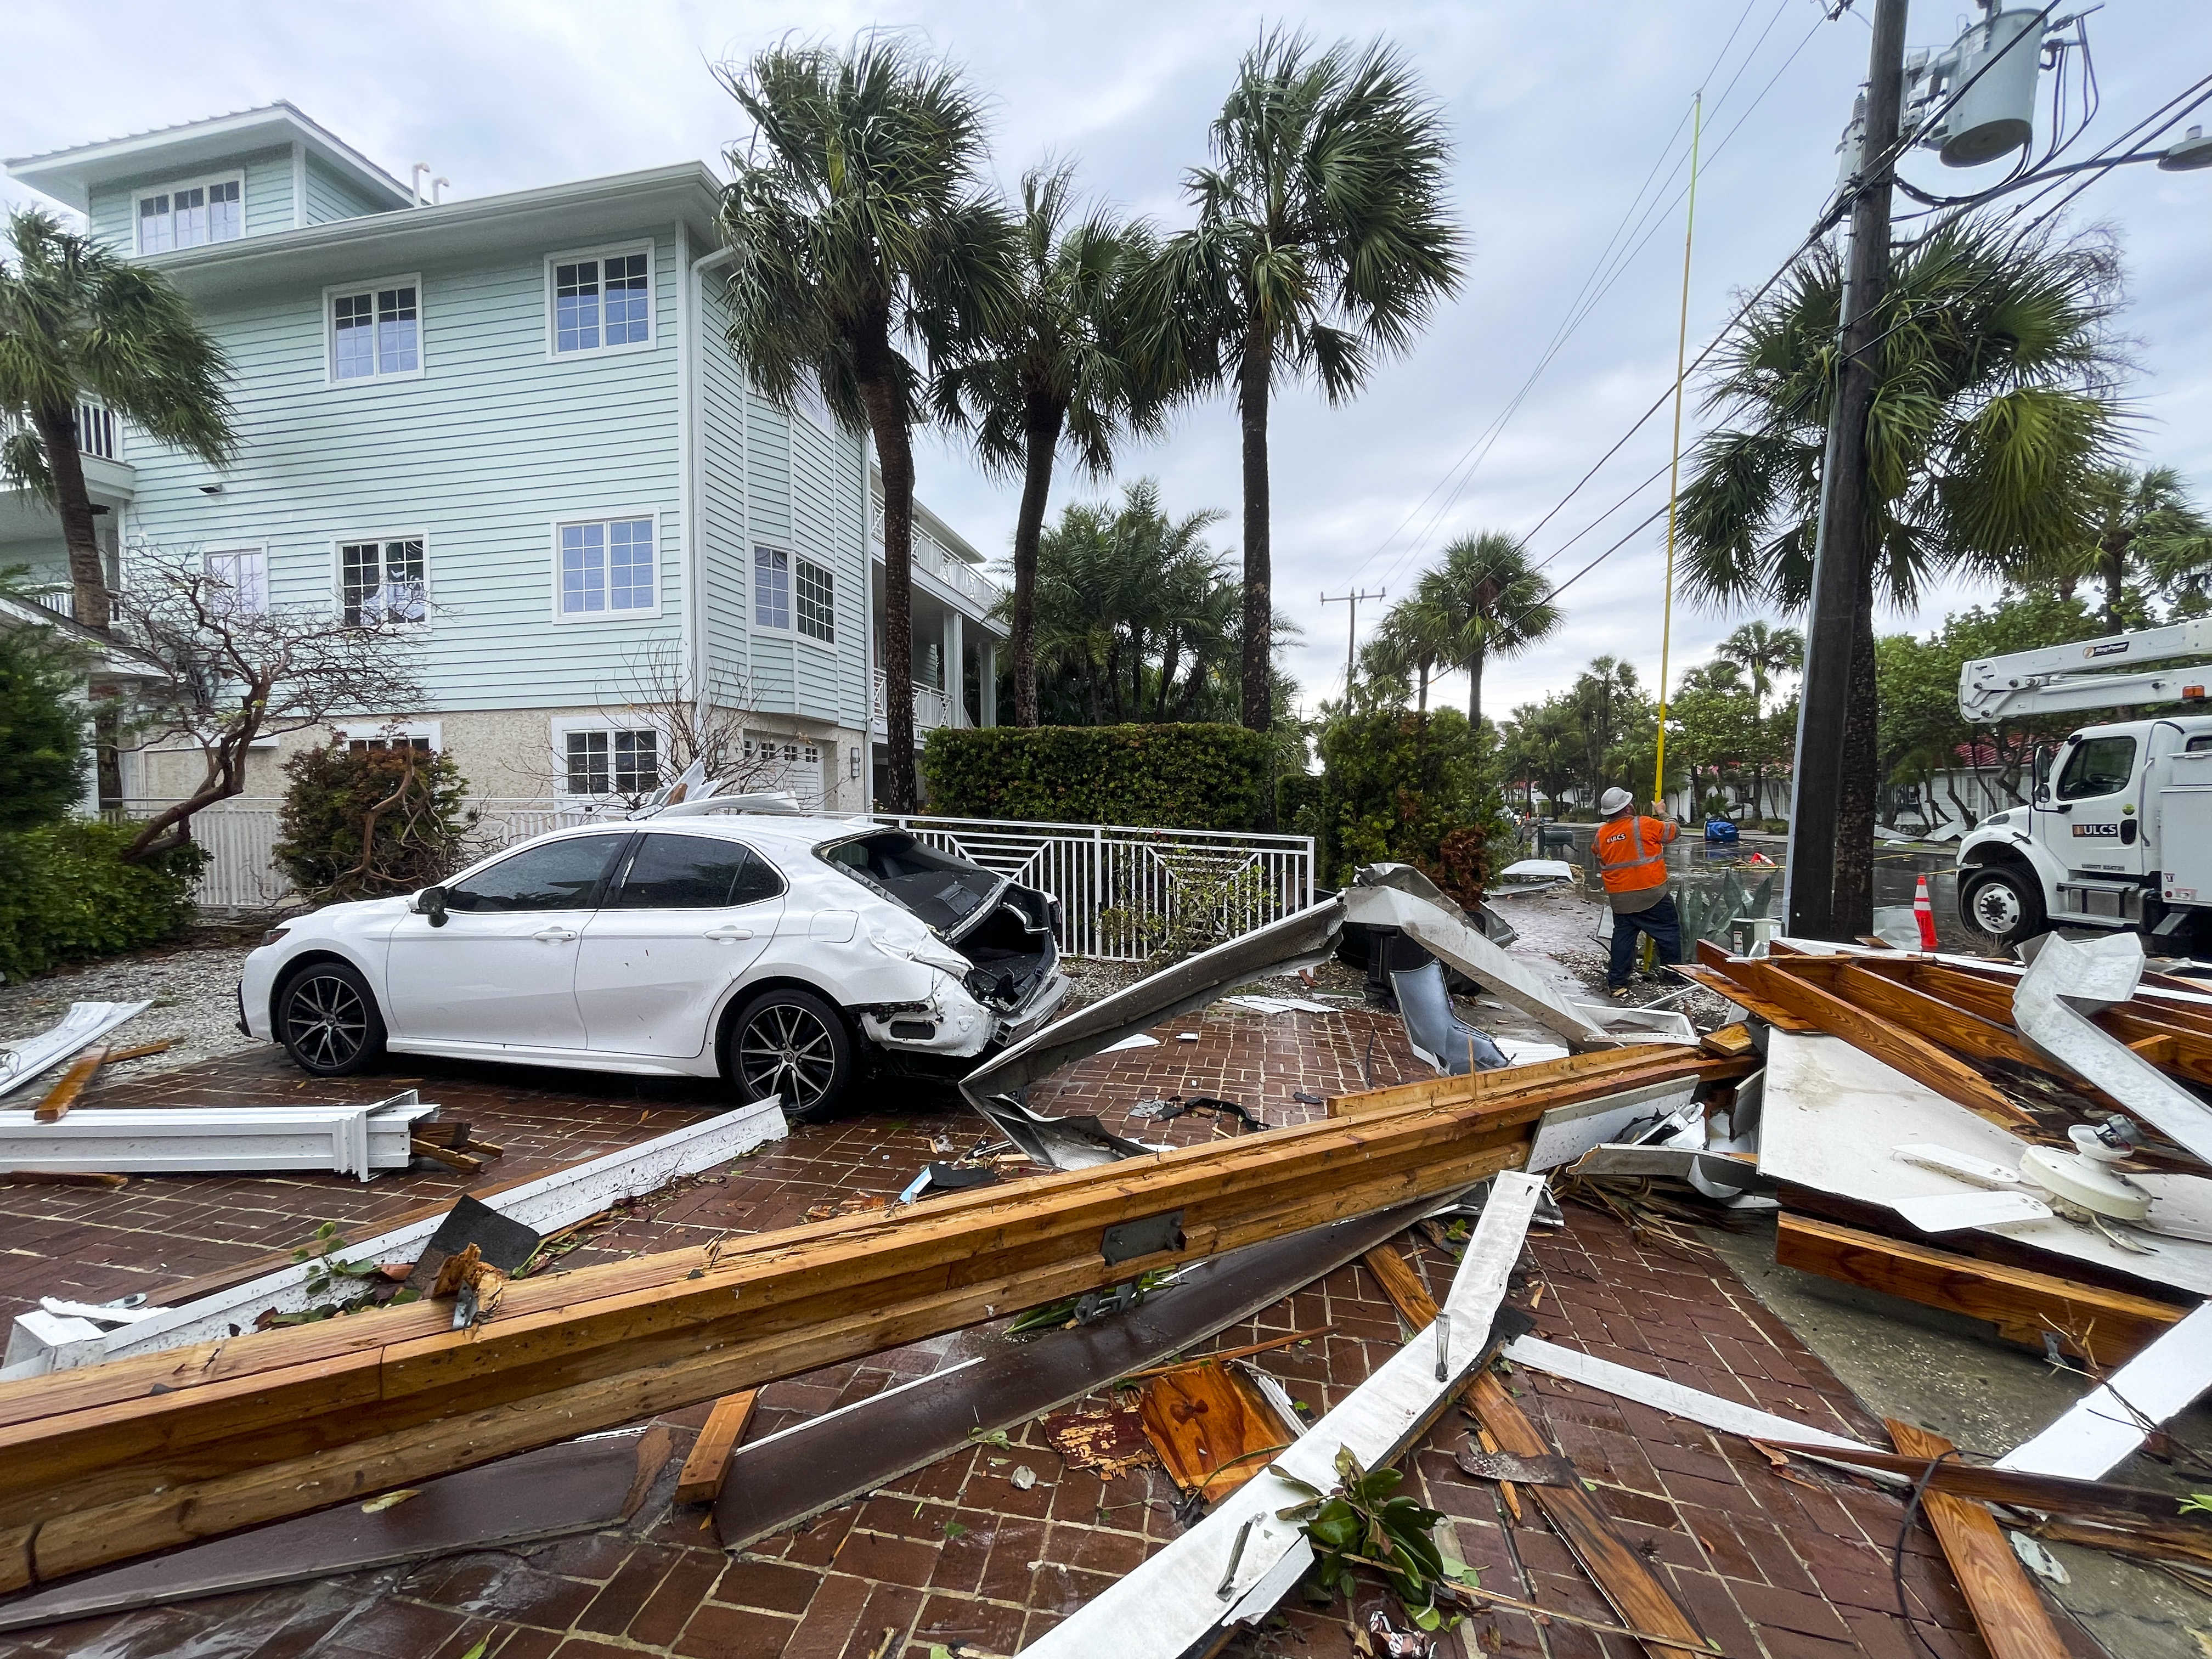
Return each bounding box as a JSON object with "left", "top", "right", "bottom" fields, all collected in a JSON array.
[
  {"left": 956, "top": 887, "right": 1058, "bottom": 1012},
  {"left": 821, "top": 832, "right": 1059, "bottom": 1012}
]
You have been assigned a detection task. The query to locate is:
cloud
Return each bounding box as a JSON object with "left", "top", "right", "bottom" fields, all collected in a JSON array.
[{"left": 7, "top": 0, "right": 2207, "bottom": 723}]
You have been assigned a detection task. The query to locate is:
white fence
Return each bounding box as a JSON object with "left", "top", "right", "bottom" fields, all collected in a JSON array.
[{"left": 131, "top": 800, "right": 1316, "bottom": 963}]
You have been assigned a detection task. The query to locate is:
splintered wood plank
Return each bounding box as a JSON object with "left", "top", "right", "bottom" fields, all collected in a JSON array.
[
  {"left": 1328, "top": 1046, "right": 1692, "bottom": 1118},
  {"left": 1362, "top": 1245, "right": 1710, "bottom": 1659},
  {"left": 1699, "top": 1023, "right": 1757, "bottom": 1059},
  {"left": 1886, "top": 1419, "right": 2068, "bottom": 1659},
  {"left": 1775, "top": 1215, "right": 2188, "bottom": 1367},
  {"left": 1674, "top": 964, "right": 1821, "bottom": 1031},
  {"left": 1723, "top": 959, "right": 2035, "bottom": 1128},
  {"left": 33, "top": 1048, "right": 109, "bottom": 1124},
  {"left": 674, "top": 1390, "right": 757, "bottom": 1505},
  {"left": 1137, "top": 1364, "right": 1289, "bottom": 1498}
]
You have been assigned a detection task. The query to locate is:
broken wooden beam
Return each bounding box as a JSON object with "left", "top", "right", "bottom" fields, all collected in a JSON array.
[
  {"left": 1886, "top": 1419, "right": 2069, "bottom": 1659},
  {"left": 32, "top": 1048, "right": 108, "bottom": 1124},
  {"left": 674, "top": 1391, "right": 757, "bottom": 1505},
  {"left": 1327, "top": 1044, "right": 1702, "bottom": 1118},
  {"left": 1774, "top": 1214, "right": 2190, "bottom": 1367}
]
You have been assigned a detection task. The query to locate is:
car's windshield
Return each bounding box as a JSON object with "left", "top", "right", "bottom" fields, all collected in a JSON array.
[{"left": 820, "top": 832, "right": 1003, "bottom": 934}]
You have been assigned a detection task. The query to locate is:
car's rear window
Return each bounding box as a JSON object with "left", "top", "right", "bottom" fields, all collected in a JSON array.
[{"left": 821, "top": 832, "right": 1001, "bottom": 932}]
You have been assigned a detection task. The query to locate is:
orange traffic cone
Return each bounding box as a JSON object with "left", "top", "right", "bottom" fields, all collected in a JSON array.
[{"left": 1914, "top": 873, "right": 1940, "bottom": 951}]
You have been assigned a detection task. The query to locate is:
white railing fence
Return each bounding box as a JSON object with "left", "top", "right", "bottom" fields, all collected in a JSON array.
[{"left": 120, "top": 799, "right": 1315, "bottom": 962}]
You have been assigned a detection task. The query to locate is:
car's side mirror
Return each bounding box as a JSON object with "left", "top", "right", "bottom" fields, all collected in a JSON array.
[{"left": 416, "top": 885, "right": 450, "bottom": 928}]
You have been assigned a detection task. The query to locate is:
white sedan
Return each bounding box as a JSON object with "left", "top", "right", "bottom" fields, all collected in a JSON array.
[{"left": 239, "top": 809, "right": 1072, "bottom": 1118}]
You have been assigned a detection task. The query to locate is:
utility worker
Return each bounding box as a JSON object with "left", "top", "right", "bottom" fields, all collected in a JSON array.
[{"left": 1592, "top": 786, "right": 1681, "bottom": 998}]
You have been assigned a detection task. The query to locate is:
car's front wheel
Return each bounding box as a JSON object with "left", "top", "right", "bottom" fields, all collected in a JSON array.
[
  {"left": 275, "top": 960, "right": 388, "bottom": 1076},
  {"left": 727, "top": 988, "right": 853, "bottom": 1121}
]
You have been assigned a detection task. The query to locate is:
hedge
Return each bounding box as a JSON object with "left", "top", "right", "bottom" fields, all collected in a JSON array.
[
  {"left": 0, "top": 819, "right": 207, "bottom": 981},
  {"left": 921, "top": 723, "right": 1271, "bottom": 831},
  {"left": 1316, "top": 709, "right": 1506, "bottom": 900}
]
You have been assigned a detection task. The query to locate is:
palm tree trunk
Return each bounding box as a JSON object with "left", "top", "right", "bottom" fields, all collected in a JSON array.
[
  {"left": 1466, "top": 647, "right": 1485, "bottom": 736},
  {"left": 857, "top": 338, "right": 920, "bottom": 812},
  {"left": 2101, "top": 534, "right": 2129, "bottom": 634},
  {"left": 1416, "top": 660, "right": 1429, "bottom": 715},
  {"left": 1834, "top": 576, "right": 1880, "bottom": 935},
  {"left": 1237, "top": 317, "right": 1273, "bottom": 733},
  {"left": 1011, "top": 398, "right": 1064, "bottom": 727},
  {"left": 1105, "top": 636, "right": 1124, "bottom": 722},
  {"left": 1155, "top": 634, "right": 1180, "bottom": 721},
  {"left": 31, "top": 403, "right": 111, "bottom": 634}
]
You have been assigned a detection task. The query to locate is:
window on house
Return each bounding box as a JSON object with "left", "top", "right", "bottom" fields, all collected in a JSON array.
[
  {"left": 138, "top": 177, "right": 242, "bottom": 253},
  {"left": 564, "top": 729, "right": 659, "bottom": 797},
  {"left": 558, "top": 517, "right": 656, "bottom": 617},
  {"left": 330, "top": 281, "right": 420, "bottom": 380},
  {"left": 754, "top": 547, "right": 791, "bottom": 630},
  {"left": 339, "top": 538, "right": 427, "bottom": 627},
  {"left": 204, "top": 548, "right": 267, "bottom": 616},
  {"left": 348, "top": 735, "right": 433, "bottom": 753},
  {"left": 795, "top": 557, "right": 835, "bottom": 644},
  {"left": 552, "top": 251, "right": 650, "bottom": 353}
]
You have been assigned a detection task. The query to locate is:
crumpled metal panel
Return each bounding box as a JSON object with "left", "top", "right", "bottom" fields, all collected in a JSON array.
[
  {"left": 1342, "top": 882, "right": 1610, "bottom": 1045},
  {"left": 2013, "top": 930, "right": 2212, "bottom": 1169}
]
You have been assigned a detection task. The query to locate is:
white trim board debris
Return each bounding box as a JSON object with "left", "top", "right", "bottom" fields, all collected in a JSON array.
[
  {"left": 1996, "top": 1302, "right": 2212, "bottom": 1481},
  {"left": 1020, "top": 1170, "right": 1545, "bottom": 1659},
  {"left": 0, "top": 1096, "right": 789, "bottom": 1378},
  {"left": 0, "top": 1094, "right": 435, "bottom": 1182},
  {"left": 0, "top": 1002, "right": 150, "bottom": 1097}
]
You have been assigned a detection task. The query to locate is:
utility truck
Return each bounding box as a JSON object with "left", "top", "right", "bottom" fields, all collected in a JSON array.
[{"left": 1954, "top": 620, "right": 2212, "bottom": 948}]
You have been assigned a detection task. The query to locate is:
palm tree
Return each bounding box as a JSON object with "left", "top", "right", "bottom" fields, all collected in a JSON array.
[
  {"left": 937, "top": 167, "right": 1170, "bottom": 727},
  {"left": 714, "top": 38, "right": 1016, "bottom": 811},
  {"left": 1153, "top": 30, "right": 1463, "bottom": 732},
  {"left": 1570, "top": 656, "right": 1644, "bottom": 804},
  {"left": 1427, "top": 532, "right": 1562, "bottom": 735},
  {"left": 1677, "top": 214, "right": 2125, "bottom": 929},
  {"left": 2069, "top": 467, "right": 2212, "bottom": 631},
  {"left": 1366, "top": 586, "right": 1457, "bottom": 713},
  {"left": 0, "top": 208, "right": 234, "bottom": 633},
  {"left": 1714, "top": 620, "right": 1802, "bottom": 819}
]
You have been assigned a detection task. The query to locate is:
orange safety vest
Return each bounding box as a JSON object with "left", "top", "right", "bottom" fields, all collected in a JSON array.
[{"left": 1593, "top": 815, "right": 1674, "bottom": 895}]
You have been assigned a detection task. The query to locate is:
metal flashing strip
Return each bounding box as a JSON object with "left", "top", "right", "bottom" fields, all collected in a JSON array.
[
  {"left": 1996, "top": 1302, "right": 2212, "bottom": 1480},
  {"left": 1499, "top": 1336, "right": 1876, "bottom": 1455},
  {"left": 1020, "top": 1172, "right": 1545, "bottom": 1657},
  {"left": 0, "top": 1003, "right": 150, "bottom": 1098},
  {"left": 0, "top": 1096, "right": 790, "bottom": 1378}
]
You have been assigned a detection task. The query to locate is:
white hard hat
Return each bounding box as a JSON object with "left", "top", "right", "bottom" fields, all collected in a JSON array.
[{"left": 1599, "top": 787, "right": 1633, "bottom": 815}]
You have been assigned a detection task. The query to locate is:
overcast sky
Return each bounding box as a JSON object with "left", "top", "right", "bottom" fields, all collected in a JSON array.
[{"left": 7, "top": 1, "right": 2207, "bottom": 722}]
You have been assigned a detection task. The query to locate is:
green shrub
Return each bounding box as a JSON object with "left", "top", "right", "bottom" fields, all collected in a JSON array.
[
  {"left": 0, "top": 819, "right": 206, "bottom": 981},
  {"left": 0, "top": 622, "right": 89, "bottom": 833},
  {"left": 1316, "top": 709, "right": 1509, "bottom": 902},
  {"left": 921, "top": 723, "right": 1271, "bottom": 831},
  {"left": 275, "top": 740, "right": 476, "bottom": 904}
]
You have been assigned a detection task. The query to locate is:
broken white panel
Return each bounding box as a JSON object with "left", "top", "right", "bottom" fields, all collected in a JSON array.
[
  {"left": 1, "top": 1095, "right": 788, "bottom": 1376},
  {"left": 1343, "top": 883, "right": 1610, "bottom": 1046},
  {"left": 1020, "top": 1171, "right": 1545, "bottom": 1658},
  {"left": 2013, "top": 930, "right": 2212, "bottom": 1169},
  {"left": 0, "top": 1001, "right": 151, "bottom": 1098},
  {"left": 1758, "top": 1029, "right": 2212, "bottom": 1296},
  {"left": 1525, "top": 1077, "right": 1698, "bottom": 1172},
  {"left": 1496, "top": 1039, "right": 1572, "bottom": 1066},
  {"left": 1892, "top": 1189, "right": 2055, "bottom": 1233},
  {"left": 0, "top": 1095, "right": 435, "bottom": 1181},
  {"left": 1099, "top": 1034, "right": 1160, "bottom": 1053},
  {"left": 1995, "top": 1302, "right": 2212, "bottom": 1480}
]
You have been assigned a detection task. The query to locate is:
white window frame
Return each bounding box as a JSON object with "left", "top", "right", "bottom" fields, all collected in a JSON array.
[
  {"left": 323, "top": 274, "right": 425, "bottom": 385},
  {"left": 550, "top": 511, "right": 662, "bottom": 623},
  {"left": 134, "top": 170, "right": 245, "bottom": 255},
  {"left": 331, "top": 532, "right": 431, "bottom": 630},
  {"left": 793, "top": 554, "right": 836, "bottom": 647},
  {"left": 201, "top": 545, "right": 268, "bottom": 616},
  {"left": 544, "top": 241, "right": 656, "bottom": 359},
  {"left": 335, "top": 720, "right": 443, "bottom": 752},
  {"left": 752, "top": 544, "right": 835, "bottom": 652},
  {"left": 549, "top": 715, "right": 663, "bottom": 803}
]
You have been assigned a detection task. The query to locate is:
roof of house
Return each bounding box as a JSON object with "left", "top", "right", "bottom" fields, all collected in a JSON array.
[{"left": 5, "top": 103, "right": 414, "bottom": 214}]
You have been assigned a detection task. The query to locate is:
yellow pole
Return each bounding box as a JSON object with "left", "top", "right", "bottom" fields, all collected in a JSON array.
[{"left": 1652, "top": 93, "right": 1701, "bottom": 812}]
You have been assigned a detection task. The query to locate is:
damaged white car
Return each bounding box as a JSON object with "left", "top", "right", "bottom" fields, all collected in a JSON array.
[{"left": 238, "top": 806, "right": 1072, "bottom": 1118}]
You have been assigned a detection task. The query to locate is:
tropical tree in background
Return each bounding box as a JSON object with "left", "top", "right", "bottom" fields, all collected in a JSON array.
[
  {"left": 2033, "top": 466, "right": 2212, "bottom": 631},
  {"left": 715, "top": 38, "right": 1015, "bottom": 811},
  {"left": 1569, "top": 656, "right": 1648, "bottom": 802},
  {"left": 938, "top": 167, "right": 1170, "bottom": 726},
  {"left": 1498, "top": 697, "right": 1581, "bottom": 814},
  {"left": 0, "top": 208, "right": 234, "bottom": 633},
  {"left": 1365, "top": 586, "right": 1456, "bottom": 714},
  {"left": 1667, "top": 659, "right": 1756, "bottom": 821},
  {"left": 1431, "top": 533, "right": 1562, "bottom": 734},
  {"left": 1153, "top": 30, "right": 1463, "bottom": 732},
  {"left": 1713, "top": 620, "right": 1802, "bottom": 820},
  {"left": 1676, "top": 214, "right": 2126, "bottom": 930}
]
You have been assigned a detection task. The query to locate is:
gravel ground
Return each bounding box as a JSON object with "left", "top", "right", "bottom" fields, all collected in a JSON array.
[{"left": 0, "top": 934, "right": 264, "bottom": 1097}]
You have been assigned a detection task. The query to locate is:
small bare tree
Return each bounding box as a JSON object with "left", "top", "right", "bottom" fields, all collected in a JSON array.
[{"left": 111, "top": 553, "right": 425, "bottom": 862}]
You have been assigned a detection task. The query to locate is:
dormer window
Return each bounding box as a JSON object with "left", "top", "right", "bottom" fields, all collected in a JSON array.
[{"left": 137, "top": 174, "right": 242, "bottom": 253}]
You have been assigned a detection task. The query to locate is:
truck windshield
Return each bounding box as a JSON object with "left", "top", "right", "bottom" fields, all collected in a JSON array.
[{"left": 2057, "top": 736, "right": 2137, "bottom": 800}]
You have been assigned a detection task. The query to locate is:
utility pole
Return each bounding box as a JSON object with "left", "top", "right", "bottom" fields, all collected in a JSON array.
[
  {"left": 1783, "top": 0, "right": 1909, "bottom": 941},
  {"left": 1321, "top": 589, "right": 1386, "bottom": 699}
]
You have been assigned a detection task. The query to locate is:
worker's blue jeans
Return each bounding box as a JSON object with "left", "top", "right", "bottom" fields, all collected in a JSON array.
[{"left": 1607, "top": 895, "right": 1683, "bottom": 989}]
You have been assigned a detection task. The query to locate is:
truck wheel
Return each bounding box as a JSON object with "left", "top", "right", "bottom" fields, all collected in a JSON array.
[{"left": 1960, "top": 866, "right": 2044, "bottom": 947}]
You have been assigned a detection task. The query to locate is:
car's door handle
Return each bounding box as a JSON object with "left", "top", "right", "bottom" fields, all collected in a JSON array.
[
  {"left": 703, "top": 925, "right": 755, "bottom": 943},
  {"left": 532, "top": 927, "right": 578, "bottom": 943}
]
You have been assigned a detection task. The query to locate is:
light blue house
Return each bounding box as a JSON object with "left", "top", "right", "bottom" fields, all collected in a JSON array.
[{"left": 3, "top": 104, "right": 1003, "bottom": 816}]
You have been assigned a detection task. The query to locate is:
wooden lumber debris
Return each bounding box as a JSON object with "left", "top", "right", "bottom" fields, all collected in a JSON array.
[
  {"left": 0, "top": 1071, "right": 1589, "bottom": 1588},
  {"left": 32, "top": 1048, "right": 108, "bottom": 1124},
  {"left": 674, "top": 1391, "right": 757, "bottom": 1505},
  {"left": 1361, "top": 1241, "right": 1711, "bottom": 1659},
  {"left": 1886, "top": 1419, "right": 2069, "bottom": 1659},
  {"left": 1775, "top": 1215, "right": 2190, "bottom": 1366},
  {"left": 1136, "top": 1360, "right": 1293, "bottom": 1498},
  {"left": 1328, "top": 1043, "right": 1742, "bottom": 1120}
]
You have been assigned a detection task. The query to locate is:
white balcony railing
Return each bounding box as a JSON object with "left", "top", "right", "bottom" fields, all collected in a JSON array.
[
  {"left": 74, "top": 404, "right": 117, "bottom": 461},
  {"left": 873, "top": 531, "right": 1001, "bottom": 613},
  {"left": 873, "top": 669, "right": 954, "bottom": 735}
]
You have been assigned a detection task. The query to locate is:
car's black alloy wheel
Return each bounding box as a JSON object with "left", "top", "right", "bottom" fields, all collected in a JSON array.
[
  {"left": 277, "top": 961, "right": 388, "bottom": 1076},
  {"left": 729, "top": 988, "right": 852, "bottom": 1119}
]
